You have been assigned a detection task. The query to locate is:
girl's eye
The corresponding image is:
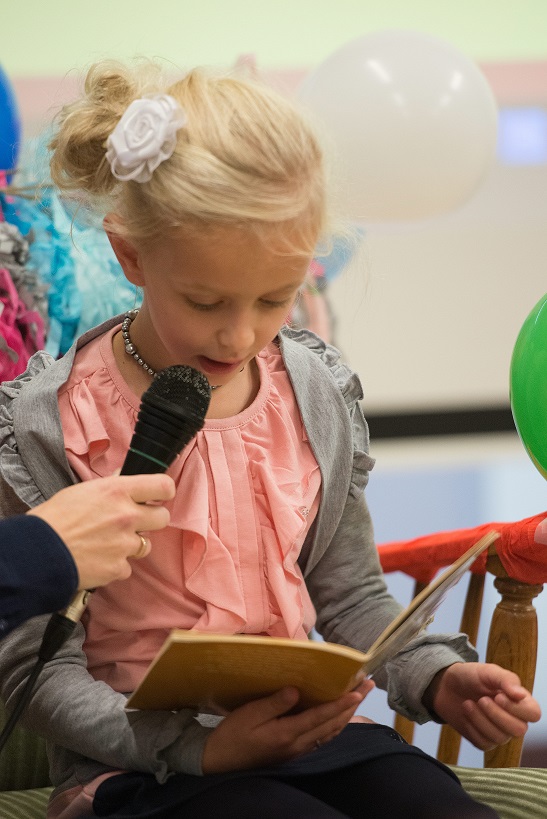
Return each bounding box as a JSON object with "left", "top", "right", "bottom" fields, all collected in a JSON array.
[
  {"left": 260, "top": 298, "right": 293, "bottom": 309},
  {"left": 186, "top": 298, "right": 220, "bottom": 312},
  {"left": 185, "top": 296, "right": 293, "bottom": 311}
]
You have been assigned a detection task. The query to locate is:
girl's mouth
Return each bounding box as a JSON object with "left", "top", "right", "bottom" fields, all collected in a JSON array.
[{"left": 197, "top": 356, "right": 244, "bottom": 376}]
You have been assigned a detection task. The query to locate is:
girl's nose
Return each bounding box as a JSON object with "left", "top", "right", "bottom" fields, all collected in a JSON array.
[{"left": 217, "top": 317, "right": 255, "bottom": 355}]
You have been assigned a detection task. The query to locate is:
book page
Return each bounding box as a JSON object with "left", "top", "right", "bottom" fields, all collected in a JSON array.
[{"left": 364, "top": 531, "right": 499, "bottom": 677}]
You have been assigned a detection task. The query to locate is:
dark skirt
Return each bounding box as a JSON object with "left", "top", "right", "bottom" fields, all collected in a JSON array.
[{"left": 93, "top": 723, "right": 471, "bottom": 818}]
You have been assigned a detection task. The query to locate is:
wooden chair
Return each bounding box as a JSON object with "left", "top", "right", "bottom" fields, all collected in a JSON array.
[
  {"left": 377, "top": 534, "right": 547, "bottom": 818},
  {"left": 391, "top": 543, "right": 543, "bottom": 768}
]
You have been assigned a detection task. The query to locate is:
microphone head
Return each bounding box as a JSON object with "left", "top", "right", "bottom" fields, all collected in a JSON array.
[
  {"left": 145, "top": 365, "right": 212, "bottom": 421},
  {"left": 139, "top": 364, "right": 211, "bottom": 436},
  {"left": 147, "top": 364, "right": 211, "bottom": 417}
]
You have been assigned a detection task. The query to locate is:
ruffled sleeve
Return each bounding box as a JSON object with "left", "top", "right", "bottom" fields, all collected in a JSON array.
[
  {"left": 0, "top": 350, "right": 57, "bottom": 511},
  {"left": 280, "top": 327, "right": 375, "bottom": 498}
]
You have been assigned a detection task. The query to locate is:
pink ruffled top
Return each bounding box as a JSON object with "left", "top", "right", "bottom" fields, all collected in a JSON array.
[{"left": 58, "top": 325, "right": 321, "bottom": 694}]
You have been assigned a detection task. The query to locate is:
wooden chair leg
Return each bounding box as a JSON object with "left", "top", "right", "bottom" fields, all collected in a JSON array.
[
  {"left": 393, "top": 579, "right": 428, "bottom": 746},
  {"left": 437, "top": 572, "right": 486, "bottom": 765},
  {"left": 483, "top": 569, "right": 543, "bottom": 768}
]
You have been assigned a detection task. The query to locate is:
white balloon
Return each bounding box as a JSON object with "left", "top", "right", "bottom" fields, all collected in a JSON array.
[{"left": 298, "top": 30, "right": 499, "bottom": 222}]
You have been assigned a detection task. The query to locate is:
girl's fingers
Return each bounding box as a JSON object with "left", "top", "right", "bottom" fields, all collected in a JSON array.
[
  {"left": 494, "top": 691, "right": 542, "bottom": 723},
  {"left": 292, "top": 695, "right": 365, "bottom": 752},
  {"left": 226, "top": 684, "right": 369, "bottom": 762},
  {"left": 476, "top": 696, "right": 530, "bottom": 736},
  {"left": 245, "top": 687, "right": 301, "bottom": 722},
  {"left": 460, "top": 703, "right": 511, "bottom": 749},
  {"left": 463, "top": 698, "right": 526, "bottom": 746},
  {"left": 284, "top": 690, "right": 364, "bottom": 735}
]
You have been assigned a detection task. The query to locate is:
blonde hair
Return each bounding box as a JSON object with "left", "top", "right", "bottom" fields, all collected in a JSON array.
[{"left": 49, "top": 59, "right": 328, "bottom": 254}]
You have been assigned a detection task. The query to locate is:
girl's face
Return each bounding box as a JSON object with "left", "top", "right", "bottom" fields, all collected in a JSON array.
[{"left": 111, "top": 223, "right": 313, "bottom": 387}]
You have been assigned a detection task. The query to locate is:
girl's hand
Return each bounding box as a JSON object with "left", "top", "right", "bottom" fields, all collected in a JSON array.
[
  {"left": 426, "top": 662, "right": 541, "bottom": 750},
  {"left": 201, "top": 678, "right": 374, "bottom": 773}
]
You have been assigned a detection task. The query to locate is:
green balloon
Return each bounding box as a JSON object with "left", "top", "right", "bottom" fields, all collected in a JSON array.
[{"left": 510, "top": 293, "right": 547, "bottom": 480}]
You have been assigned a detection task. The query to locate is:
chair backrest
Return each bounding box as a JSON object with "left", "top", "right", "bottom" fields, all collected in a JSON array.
[
  {"left": 0, "top": 699, "right": 50, "bottom": 792},
  {"left": 392, "top": 545, "right": 543, "bottom": 768}
]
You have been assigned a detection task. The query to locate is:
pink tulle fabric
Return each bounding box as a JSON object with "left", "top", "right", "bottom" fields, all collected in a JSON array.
[
  {"left": 58, "top": 326, "right": 321, "bottom": 693},
  {"left": 0, "top": 267, "right": 45, "bottom": 380}
]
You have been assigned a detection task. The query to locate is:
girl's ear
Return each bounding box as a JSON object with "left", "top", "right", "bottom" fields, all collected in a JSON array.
[{"left": 103, "top": 213, "right": 144, "bottom": 286}]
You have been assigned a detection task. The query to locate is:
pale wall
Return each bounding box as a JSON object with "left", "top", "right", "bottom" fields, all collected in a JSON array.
[{"left": 3, "top": 0, "right": 547, "bottom": 77}]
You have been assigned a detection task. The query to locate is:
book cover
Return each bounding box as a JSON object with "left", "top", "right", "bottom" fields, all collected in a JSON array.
[{"left": 126, "top": 531, "right": 499, "bottom": 713}]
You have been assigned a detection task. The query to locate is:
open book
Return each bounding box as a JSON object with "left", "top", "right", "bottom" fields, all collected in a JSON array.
[{"left": 126, "top": 531, "right": 499, "bottom": 713}]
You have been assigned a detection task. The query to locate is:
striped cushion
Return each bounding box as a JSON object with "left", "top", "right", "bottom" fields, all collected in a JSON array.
[
  {"left": 0, "top": 768, "right": 546, "bottom": 818},
  {"left": 0, "top": 787, "right": 53, "bottom": 819},
  {"left": 0, "top": 702, "right": 50, "bottom": 791},
  {"left": 452, "top": 766, "right": 547, "bottom": 819},
  {"left": 0, "top": 729, "right": 50, "bottom": 792}
]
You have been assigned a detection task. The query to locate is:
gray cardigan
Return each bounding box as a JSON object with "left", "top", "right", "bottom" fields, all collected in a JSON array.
[{"left": 0, "top": 317, "right": 475, "bottom": 797}]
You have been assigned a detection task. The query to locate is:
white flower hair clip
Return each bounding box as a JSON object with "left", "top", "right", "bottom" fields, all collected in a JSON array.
[{"left": 105, "top": 94, "right": 187, "bottom": 183}]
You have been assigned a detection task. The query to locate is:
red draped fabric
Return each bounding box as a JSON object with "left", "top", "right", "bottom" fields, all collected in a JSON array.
[{"left": 377, "top": 513, "right": 547, "bottom": 586}]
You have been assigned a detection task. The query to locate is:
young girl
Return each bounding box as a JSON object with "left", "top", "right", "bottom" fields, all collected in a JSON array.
[{"left": 0, "top": 60, "right": 540, "bottom": 819}]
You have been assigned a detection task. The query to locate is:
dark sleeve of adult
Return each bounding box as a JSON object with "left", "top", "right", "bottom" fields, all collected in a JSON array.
[{"left": 0, "top": 515, "right": 78, "bottom": 639}]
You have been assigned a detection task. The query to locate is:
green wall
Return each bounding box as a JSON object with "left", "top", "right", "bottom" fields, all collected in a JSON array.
[{"left": 4, "top": 0, "right": 547, "bottom": 77}]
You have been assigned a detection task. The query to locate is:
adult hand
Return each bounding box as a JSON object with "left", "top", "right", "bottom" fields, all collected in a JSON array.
[
  {"left": 534, "top": 517, "right": 547, "bottom": 544},
  {"left": 425, "top": 662, "right": 541, "bottom": 750},
  {"left": 27, "top": 474, "right": 175, "bottom": 589},
  {"left": 201, "top": 678, "right": 374, "bottom": 773}
]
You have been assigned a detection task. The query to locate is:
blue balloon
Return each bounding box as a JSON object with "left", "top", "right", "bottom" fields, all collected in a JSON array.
[
  {"left": 0, "top": 64, "right": 21, "bottom": 173},
  {"left": 314, "top": 226, "right": 364, "bottom": 283}
]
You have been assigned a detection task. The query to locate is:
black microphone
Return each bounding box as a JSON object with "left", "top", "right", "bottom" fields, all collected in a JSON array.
[
  {"left": 60, "top": 364, "right": 211, "bottom": 624},
  {"left": 0, "top": 365, "right": 212, "bottom": 753},
  {"left": 120, "top": 364, "right": 212, "bottom": 475}
]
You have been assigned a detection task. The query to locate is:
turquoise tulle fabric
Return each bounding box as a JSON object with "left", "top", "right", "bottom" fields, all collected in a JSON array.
[{"left": 1, "top": 135, "right": 140, "bottom": 360}]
